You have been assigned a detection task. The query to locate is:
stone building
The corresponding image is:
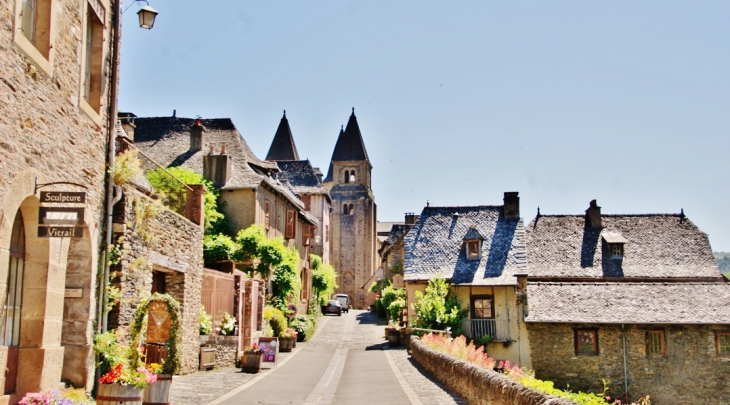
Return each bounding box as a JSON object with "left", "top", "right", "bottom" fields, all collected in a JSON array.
[
  {"left": 265, "top": 112, "right": 332, "bottom": 268},
  {"left": 403, "top": 193, "right": 532, "bottom": 367},
  {"left": 377, "top": 214, "right": 418, "bottom": 284},
  {"left": 322, "top": 109, "right": 377, "bottom": 309},
  {"left": 524, "top": 200, "right": 730, "bottom": 404},
  {"left": 0, "top": 0, "right": 120, "bottom": 400}
]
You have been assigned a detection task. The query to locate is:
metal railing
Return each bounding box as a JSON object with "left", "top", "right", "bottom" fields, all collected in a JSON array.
[{"left": 462, "top": 319, "right": 510, "bottom": 342}]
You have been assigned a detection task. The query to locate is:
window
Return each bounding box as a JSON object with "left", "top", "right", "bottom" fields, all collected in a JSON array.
[
  {"left": 2, "top": 211, "right": 25, "bottom": 347},
  {"left": 264, "top": 200, "right": 271, "bottom": 230},
  {"left": 303, "top": 223, "right": 311, "bottom": 246},
  {"left": 467, "top": 240, "right": 480, "bottom": 258},
  {"left": 14, "top": 0, "right": 53, "bottom": 74},
  {"left": 285, "top": 209, "right": 296, "bottom": 239},
  {"left": 471, "top": 296, "right": 494, "bottom": 319},
  {"left": 716, "top": 332, "right": 730, "bottom": 355},
  {"left": 647, "top": 330, "right": 666, "bottom": 356},
  {"left": 301, "top": 195, "right": 311, "bottom": 211},
  {"left": 151, "top": 271, "right": 166, "bottom": 294},
  {"left": 348, "top": 204, "right": 354, "bottom": 215},
  {"left": 344, "top": 170, "right": 350, "bottom": 184},
  {"left": 82, "top": 3, "right": 104, "bottom": 113},
  {"left": 609, "top": 243, "right": 624, "bottom": 257},
  {"left": 575, "top": 329, "right": 598, "bottom": 355},
  {"left": 350, "top": 170, "right": 356, "bottom": 183},
  {"left": 342, "top": 203, "right": 349, "bottom": 215}
]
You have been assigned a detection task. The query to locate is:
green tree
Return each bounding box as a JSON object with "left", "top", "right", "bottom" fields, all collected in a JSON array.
[
  {"left": 146, "top": 166, "right": 228, "bottom": 234},
  {"left": 412, "top": 275, "right": 467, "bottom": 334},
  {"left": 380, "top": 285, "right": 406, "bottom": 321},
  {"left": 311, "top": 255, "right": 338, "bottom": 305}
]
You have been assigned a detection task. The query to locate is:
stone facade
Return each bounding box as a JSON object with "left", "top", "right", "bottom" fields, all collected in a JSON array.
[
  {"left": 410, "top": 336, "right": 576, "bottom": 405},
  {"left": 199, "top": 335, "right": 238, "bottom": 369},
  {"left": 110, "top": 186, "right": 203, "bottom": 375},
  {"left": 0, "top": 0, "right": 118, "bottom": 399},
  {"left": 528, "top": 323, "right": 730, "bottom": 404}
]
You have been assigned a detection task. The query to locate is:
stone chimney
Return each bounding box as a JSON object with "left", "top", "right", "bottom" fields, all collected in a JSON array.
[
  {"left": 503, "top": 192, "right": 520, "bottom": 219},
  {"left": 404, "top": 213, "right": 418, "bottom": 225},
  {"left": 185, "top": 184, "right": 206, "bottom": 228},
  {"left": 190, "top": 118, "right": 205, "bottom": 151},
  {"left": 586, "top": 199, "right": 602, "bottom": 229},
  {"left": 203, "top": 144, "right": 232, "bottom": 188}
]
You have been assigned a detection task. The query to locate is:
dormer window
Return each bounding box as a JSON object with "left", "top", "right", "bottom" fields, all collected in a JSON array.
[
  {"left": 609, "top": 243, "right": 624, "bottom": 258},
  {"left": 467, "top": 240, "right": 480, "bottom": 258},
  {"left": 602, "top": 232, "right": 627, "bottom": 259}
]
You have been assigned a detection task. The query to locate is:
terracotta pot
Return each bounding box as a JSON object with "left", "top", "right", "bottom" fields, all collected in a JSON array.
[
  {"left": 97, "top": 383, "right": 143, "bottom": 405},
  {"left": 143, "top": 374, "right": 172, "bottom": 405},
  {"left": 279, "top": 336, "right": 296, "bottom": 352},
  {"left": 241, "top": 352, "right": 262, "bottom": 373}
]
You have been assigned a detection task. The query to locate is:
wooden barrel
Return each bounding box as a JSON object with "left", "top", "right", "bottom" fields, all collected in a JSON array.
[
  {"left": 97, "top": 383, "right": 143, "bottom": 405},
  {"left": 241, "top": 352, "right": 262, "bottom": 373},
  {"left": 279, "top": 337, "right": 295, "bottom": 352},
  {"left": 142, "top": 374, "right": 172, "bottom": 405}
]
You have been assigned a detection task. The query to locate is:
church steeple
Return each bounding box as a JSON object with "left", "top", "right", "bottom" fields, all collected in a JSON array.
[
  {"left": 324, "top": 108, "right": 370, "bottom": 182},
  {"left": 265, "top": 110, "right": 300, "bottom": 161}
]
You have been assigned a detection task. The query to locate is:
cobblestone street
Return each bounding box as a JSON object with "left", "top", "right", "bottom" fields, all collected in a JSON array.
[{"left": 169, "top": 310, "right": 464, "bottom": 405}]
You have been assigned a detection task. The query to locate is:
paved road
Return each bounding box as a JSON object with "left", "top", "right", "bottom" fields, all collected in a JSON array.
[{"left": 207, "top": 310, "right": 464, "bottom": 405}]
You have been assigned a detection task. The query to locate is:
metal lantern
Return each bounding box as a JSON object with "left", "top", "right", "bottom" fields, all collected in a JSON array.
[{"left": 137, "top": 5, "right": 158, "bottom": 29}]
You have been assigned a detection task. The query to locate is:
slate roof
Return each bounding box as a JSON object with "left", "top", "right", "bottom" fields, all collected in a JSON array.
[
  {"left": 525, "top": 214, "right": 719, "bottom": 279},
  {"left": 132, "top": 116, "right": 304, "bottom": 210},
  {"left": 525, "top": 281, "right": 730, "bottom": 324},
  {"left": 404, "top": 206, "right": 526, "bottom": 286},
  {"left": 276, "top": 160, "right": 329, "bottom": 197},
  {"left": 380, "top": 224, "right": 413, "bottom": 256},
  {"left": 265, "top": 112, "right": 300, "bottom": 161},
  {"left": 323, "top": 109, "right": 370, "bottom": 182}
]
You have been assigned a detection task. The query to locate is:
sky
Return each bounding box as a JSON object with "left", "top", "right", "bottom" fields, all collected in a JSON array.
[{"left": 118, "top": 1, "right": 730, "bottom": 251}]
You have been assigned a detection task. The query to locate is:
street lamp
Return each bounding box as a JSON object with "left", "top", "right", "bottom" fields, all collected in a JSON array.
[{"left": 137, "top": 5, "right": 158, "bottom": 29}]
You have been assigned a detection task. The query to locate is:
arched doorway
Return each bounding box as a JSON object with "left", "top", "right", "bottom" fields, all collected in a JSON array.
[{"left": 2, "top": 211, "right": 25, "bottom": 395}]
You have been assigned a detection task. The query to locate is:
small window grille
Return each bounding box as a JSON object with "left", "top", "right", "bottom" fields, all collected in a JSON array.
[
  {"left": 647, "top": 330, "right": 666, "bottom": 356},
  {"left": 575, "top": 329, "right": 598, "bottom": 355},
  {"left": 610, "top": 244, "right": 624, "bottom": 257},
  {"left": 717, "top": 332, "right": 730, "bottom": 355},
  {"left": 467, "top": 240, "right": 480, "bottom": 258}
]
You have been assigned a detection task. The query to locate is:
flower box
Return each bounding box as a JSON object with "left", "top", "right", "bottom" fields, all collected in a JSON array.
[
  {"left": 279, "top": 336, "right": 296, "bottom": 352},
  {"left": 97, "top": 383, "right": 143, "bottom": 405},
  {"left": 142, "top": 374, "right": 172, "bottom": 405},
  {"left": 241, "top": 352, "right": 263, "bottom": 373}
]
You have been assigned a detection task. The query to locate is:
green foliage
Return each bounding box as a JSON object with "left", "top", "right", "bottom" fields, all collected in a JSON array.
[
  {"left": 112, "top": 149, "right": 142, "bottom": 185},
  {"left": 233, "top": 225, "right": 302, "bottom": 303},
  {"left": 379, "top": 285, "right": 406, "bottom": 321},
  {"left": 716, "top": 255, "right": 730, "bottom": 273},
  {"left": 203, "top": 234, "right": 238, "bottom": 266},
  {"left": 412, "top": 276, "right": 467, "bottom": 334},
  {"left": 311, "top": 254, "right": 338, "bottom": 305},
  {"left": 199, "top": 305, "right": 212, "bottom": 335},
  {"left": 128, "top": 293, "right": 182, "bottom": 375},
  {"left": 390, "top": 261, "right": 403, "bottom": 275},
  {"left": 374, "top": 299, "right": 387, "bottom": 317},
  {"left": 369, "top": 279, "right": 390, "bottom": 294},
  {"left": 93, "top": 329, "right": 129, "bottom": 376},
  {"left": 289, "top": 314, "right": 317, "bottom": 342},
  {"left": 146, "top": 166, "right": 231, "bottom": 234},
  {"left": 388, "top": 297, "right": 406, "bottom": 320},
  {"left": 263, "top": 306, "right": 288, "bottom": 337},
  {"left": 474, "top": 334, "right": 493, "bottom": 347}
]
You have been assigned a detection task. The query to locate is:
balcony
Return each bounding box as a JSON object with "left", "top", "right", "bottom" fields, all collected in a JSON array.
[{"left": 462, "top": 319, "right": 510, "bottom": 342}]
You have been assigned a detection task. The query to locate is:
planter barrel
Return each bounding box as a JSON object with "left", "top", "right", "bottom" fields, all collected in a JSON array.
[
  {"left": 387, "top": 330, "right": 401, "bottom": 347},
  {"left": 142, "top": 374, "right": 172, "bottom": 405},
  {"left": 279, "top": 337, "right": 295, "bottom": 352},
  {"left": 97, "top": 383, "right": 143, "bottom": 405},
  {"left": 241, "top": 352, "right": 262, "bottom": 373}
]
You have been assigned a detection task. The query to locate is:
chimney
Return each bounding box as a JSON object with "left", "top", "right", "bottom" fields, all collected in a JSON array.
[
  {"left": 118, "top": 112, "right": 136, "bottom": 142},
  {"left": 586, "top": 199, "right": 602, "bottom": 229},
  {"left": 203, "top": 145, "right": 231, "bottom": 188},
  {"left": 190, "top": 118, "right": 205, "bottom": 151},
  {"left": 503, "top": 192, "right": 520, "bottom": 219},
  {"left": 185, "top": 184, "right": 206, "bottom": 227},
  {"left": 404, "top": 213, "right": 418, "bottom": 225}
]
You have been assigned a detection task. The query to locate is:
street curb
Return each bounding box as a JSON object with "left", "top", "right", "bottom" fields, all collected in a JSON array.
[{"left": 384, "top": 349, "right": 424, "bottom": 405}]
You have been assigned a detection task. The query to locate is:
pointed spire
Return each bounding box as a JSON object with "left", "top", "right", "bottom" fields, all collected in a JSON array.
[
  {"left": 330, "top": 108, "right": 369, "bottom": 162},
  {"left": 265, "top": 110, "right": 300, "bottom": 161}
]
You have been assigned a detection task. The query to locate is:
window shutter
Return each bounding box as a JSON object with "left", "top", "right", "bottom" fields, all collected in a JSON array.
[
  {"left": 285, "top": 210, "right": 296, "bottom": 239},
  {"left": 264, "top": 200, "right": 271, "bottom": 229}
]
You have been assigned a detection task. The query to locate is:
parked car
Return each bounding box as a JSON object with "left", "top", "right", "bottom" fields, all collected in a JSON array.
[
  {"left": 335, "top": 294, "right": 349, "bottom": 313},
  {"left": 323, "top": 300, "right": 342, "bottom": 316}
]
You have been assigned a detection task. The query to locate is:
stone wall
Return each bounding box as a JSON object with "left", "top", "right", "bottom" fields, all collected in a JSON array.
[
  {"left": 199, "top": 335, "right": 238, "bottom": 368},
  {"left": 410, "top": 336, "right": 576, "bottom": 405},
  {"left": 112, "top": 186, "right": 203, "bottom": 375},
  {"left": 528, "top": 323, "right": 730, "bottom": 404}
]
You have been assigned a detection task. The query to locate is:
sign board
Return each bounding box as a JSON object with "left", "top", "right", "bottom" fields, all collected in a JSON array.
[
  {"left": 392, "top": 274, "right": 404, "bottom": 289},
  {"left": 38, "top": 226, "right": 83, "bottom": 238},
  {"left": 146, "top": 301, "right": 171, "bottom": 344},
  {"left": 258, "top": 337, "right": 278, "bottom": 369},
  {"left": 39, "top": 207, "right": 85, "bottom": 226},
  {"left": 286, "top": 304, "right": 298, "bottom": 318},
  {"left": 40, "top": 191, "right": 86, "bottom": 204},
  {"left": 149, "top": 252, "right": 188, "bottom": 273},
  {"left": 64, "top": 288, "right": 83, "bottom": 298}
]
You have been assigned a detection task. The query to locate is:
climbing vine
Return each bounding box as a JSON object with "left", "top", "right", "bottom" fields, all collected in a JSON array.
[{"left": 128, "top": 293, "right": 182, "bottom": 375}]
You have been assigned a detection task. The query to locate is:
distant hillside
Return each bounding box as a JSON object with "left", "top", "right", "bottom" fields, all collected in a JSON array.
[{"left": 715, "top": 252, "right": 730, "bottom": 274}]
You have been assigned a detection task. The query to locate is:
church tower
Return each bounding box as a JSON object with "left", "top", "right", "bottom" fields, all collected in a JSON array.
[{"left": 322, "top": 108, "right": 377, "bottom": 309}]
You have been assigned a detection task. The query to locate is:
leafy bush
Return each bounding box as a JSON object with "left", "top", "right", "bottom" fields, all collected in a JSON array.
[
  {"left": 289, "top": 314, "right": 317, "bottom": 342},
  {"left": 199, "top": 305, "right": 212, "bottom": 335},
  {"left": 381, "top": 285, "right": 405, "bottom": 321},
  {"left": 311, "top": 255, "right": 338, "bottom": 305},
  {"left": 203, "top": 234, "right": 238, "bottom": 265},
  {"left": 412, "top": 275, "right": 467, "bottom": 334},
  {"left": 422, "top": 333, "right": 496, "bottom": 369},
  {"left": 387, "top": 297, "right": 406, "bottom": 321},
  {"left": 374, "top": 299, "right": 386, "bottom": 317},
  {"left": 263, "top": 306, "right": 288, "bottom": 337}
]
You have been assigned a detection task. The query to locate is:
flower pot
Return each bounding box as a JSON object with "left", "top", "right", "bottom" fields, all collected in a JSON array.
[
  {"left": 142, "top": 374, "right": 172, "bottom": 405},
  {"left": 97, "top": 383, "right": 143, "bottom": 405},
  {"left": 387, "top": 330, "right": 401, "bottom": 347},
  {"left": 279, "top": 336, "right": 295, "bottom": 352},
  {"left": 241, "top": 352, "right": 263, "bottom": 373}
]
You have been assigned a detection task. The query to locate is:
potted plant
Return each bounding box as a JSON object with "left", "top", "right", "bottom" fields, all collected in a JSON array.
[
  {"left": 241, "top": 343, "right": 264, "bottom": 373},
  {"left": 19, "top": 388, "right": 93, "bottom": 404},
  {"left": 387, "top": 324, "right": 401, "bottom": 347},
  {"left": 97, "top": 363, "right": 157, "bottom": 405},
  {"left": 279, "top": 328, "right": 297, "bottom": 352},
  {"left": 220, "top": 311, "right": 237, "bottom": 336}
]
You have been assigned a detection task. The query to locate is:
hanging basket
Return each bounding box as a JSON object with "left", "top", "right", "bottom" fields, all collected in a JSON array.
[
  {"left": 241, "top": 352, "right": 263, "bottom": 373},
  {"left": 97, "top": 383, "right": 143, "bottom": 405},
  {"left": 142, "top": 374, "right": 172, "bottom": 405}
]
